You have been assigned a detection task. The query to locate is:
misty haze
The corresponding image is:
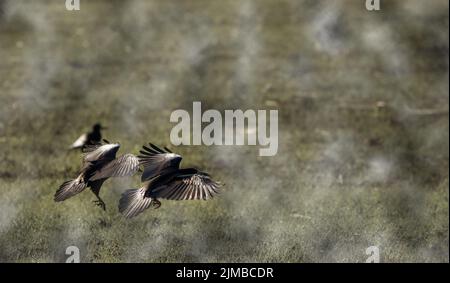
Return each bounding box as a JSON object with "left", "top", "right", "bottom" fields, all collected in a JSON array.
[{"left": 0, "top": 0, "right": 448, "bottom": 262}]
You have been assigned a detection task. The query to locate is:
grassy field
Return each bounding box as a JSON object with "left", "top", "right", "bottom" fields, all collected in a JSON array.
[{"left": 0, "top": 0, "right": 448, "bottom": 262}]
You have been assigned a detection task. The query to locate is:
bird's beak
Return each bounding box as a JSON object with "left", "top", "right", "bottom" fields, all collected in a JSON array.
[{"left": 101, "top": 126, "right": 108, "bottom": 130}]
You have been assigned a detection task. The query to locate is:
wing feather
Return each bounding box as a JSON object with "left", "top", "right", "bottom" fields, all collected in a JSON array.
[
  {"left": 90, "top": 154, "right": 139, "bottom": 180},
  {"left": 150, "top": 173, "right": 222, "bottom": 201},
  {"left": 138, "top": 143, "right": 182, "bottom": 181},
  {"left": 71, "top": 134, "right": 87, "bottom": 149},
  {"left": 83, "top": 143, "right": 119, "bottom": 163}
]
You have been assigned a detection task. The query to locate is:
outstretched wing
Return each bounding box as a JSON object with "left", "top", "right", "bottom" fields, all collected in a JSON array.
[
  {"left": 90, "top": 154, "right": 140, "bottom": 180},
  {"left": 150, "top": 172, "right": 222, "bottom": 200},
  {"left": 54, "top": 177, "right": 87, "bottom": 202},
  {"left": 138, "top": 143, "right": 182, "bottom": 182}
]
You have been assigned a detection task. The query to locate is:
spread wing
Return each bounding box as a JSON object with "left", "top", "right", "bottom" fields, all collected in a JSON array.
[
  {"left": 90, "top": 154, "right": 140, "bottom": 180},
  {"left": 150, "top": 173, "right": 222, "bottom": 200},
  {"left": 70, "top": 133, "right": 87, "bottom": 149},
  {"left": 138, "top": 143, "right": 182, "bottom": 182}
]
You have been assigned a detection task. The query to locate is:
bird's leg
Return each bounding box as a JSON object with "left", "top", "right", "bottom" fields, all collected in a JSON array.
[
  {"left": 91, "top": 189, "right": 106, "bottom": 211},
  {"left": 151, "top": 199, "right": 161, "bottom": 209},
  {"left": 90, "top": 180, "right": 106, "bottom": 211},
  {"left": 93, "top": 196, "right": 106, "bottom": 211}
]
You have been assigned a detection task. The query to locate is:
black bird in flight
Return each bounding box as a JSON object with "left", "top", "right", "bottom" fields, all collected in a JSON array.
[
  {"left": 70, "top": 123, "right": 106, "bottom": 150},
  {"left": 119, "top": 143, "right": 222, "bottom": 218},
  {"left": 55, "top": 140, "right": 140, "bottom": 210}
]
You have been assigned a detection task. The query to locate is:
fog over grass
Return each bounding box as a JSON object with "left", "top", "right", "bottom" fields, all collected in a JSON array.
[{"left": 0, "top": 0, "right": 448, "bottom": 262}]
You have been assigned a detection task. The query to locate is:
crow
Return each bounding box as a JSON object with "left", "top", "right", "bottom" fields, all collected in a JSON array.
[
  {"left": 55, "top": 140, "right": 140, "bottom": 210},
  {"left": 119, "top": 143, "right": 222, "bottom": 218},
  {"left": 70, "top": 123, "right": 106, "bottom": 150}
]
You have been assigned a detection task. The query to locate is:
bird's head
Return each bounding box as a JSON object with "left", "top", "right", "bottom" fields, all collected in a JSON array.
[{"left": 93, "top": 123, "right": 107, "bottom": 131}]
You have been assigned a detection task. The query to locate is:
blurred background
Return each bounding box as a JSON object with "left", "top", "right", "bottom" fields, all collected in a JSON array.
[{"left": 0, "top": 0, "right": 448, "bottom": 262}]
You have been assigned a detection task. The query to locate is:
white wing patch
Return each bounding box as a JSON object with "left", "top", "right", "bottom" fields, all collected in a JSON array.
[
  {"left": 71, "top": 134, "right": 87, "bottom": 149},
  {"left": 83, "top": 143, "right": 119, "bottom": 163}
]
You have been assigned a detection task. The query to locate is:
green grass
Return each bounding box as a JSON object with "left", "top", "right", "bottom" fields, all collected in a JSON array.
[{"left": 0, "top": 0, "right": 448, "bottom": 262}]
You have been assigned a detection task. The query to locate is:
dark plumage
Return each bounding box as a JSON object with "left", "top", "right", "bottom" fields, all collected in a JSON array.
[
  {"left": 70, "top": 123, "right": 106, "bottom": 150},
  {"left": 119, "top": 143, "right": 222, "bottom": 218},
  {"left": 55, "top": 141, "right": 140, "bottom": 210}
]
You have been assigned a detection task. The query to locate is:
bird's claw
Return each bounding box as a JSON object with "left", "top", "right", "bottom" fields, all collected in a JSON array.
[
  {"left": 151, "top": 199, "right": 161, "bottom": 209},
  {"left": 93, "top": 200, "right": 106, "bottom": 211}
]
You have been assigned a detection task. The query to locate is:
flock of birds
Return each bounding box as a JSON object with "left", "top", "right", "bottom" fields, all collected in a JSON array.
[{"left": 55, "top": 123, "right": 223, "bottom": 218}]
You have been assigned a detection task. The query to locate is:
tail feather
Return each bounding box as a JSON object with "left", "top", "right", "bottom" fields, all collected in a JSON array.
[
  {"left": 54, "top": 177, "right": 87, "bottom": 202},
  {"left": 119, "top": 188, "right": 153, "bottom": 218}
]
